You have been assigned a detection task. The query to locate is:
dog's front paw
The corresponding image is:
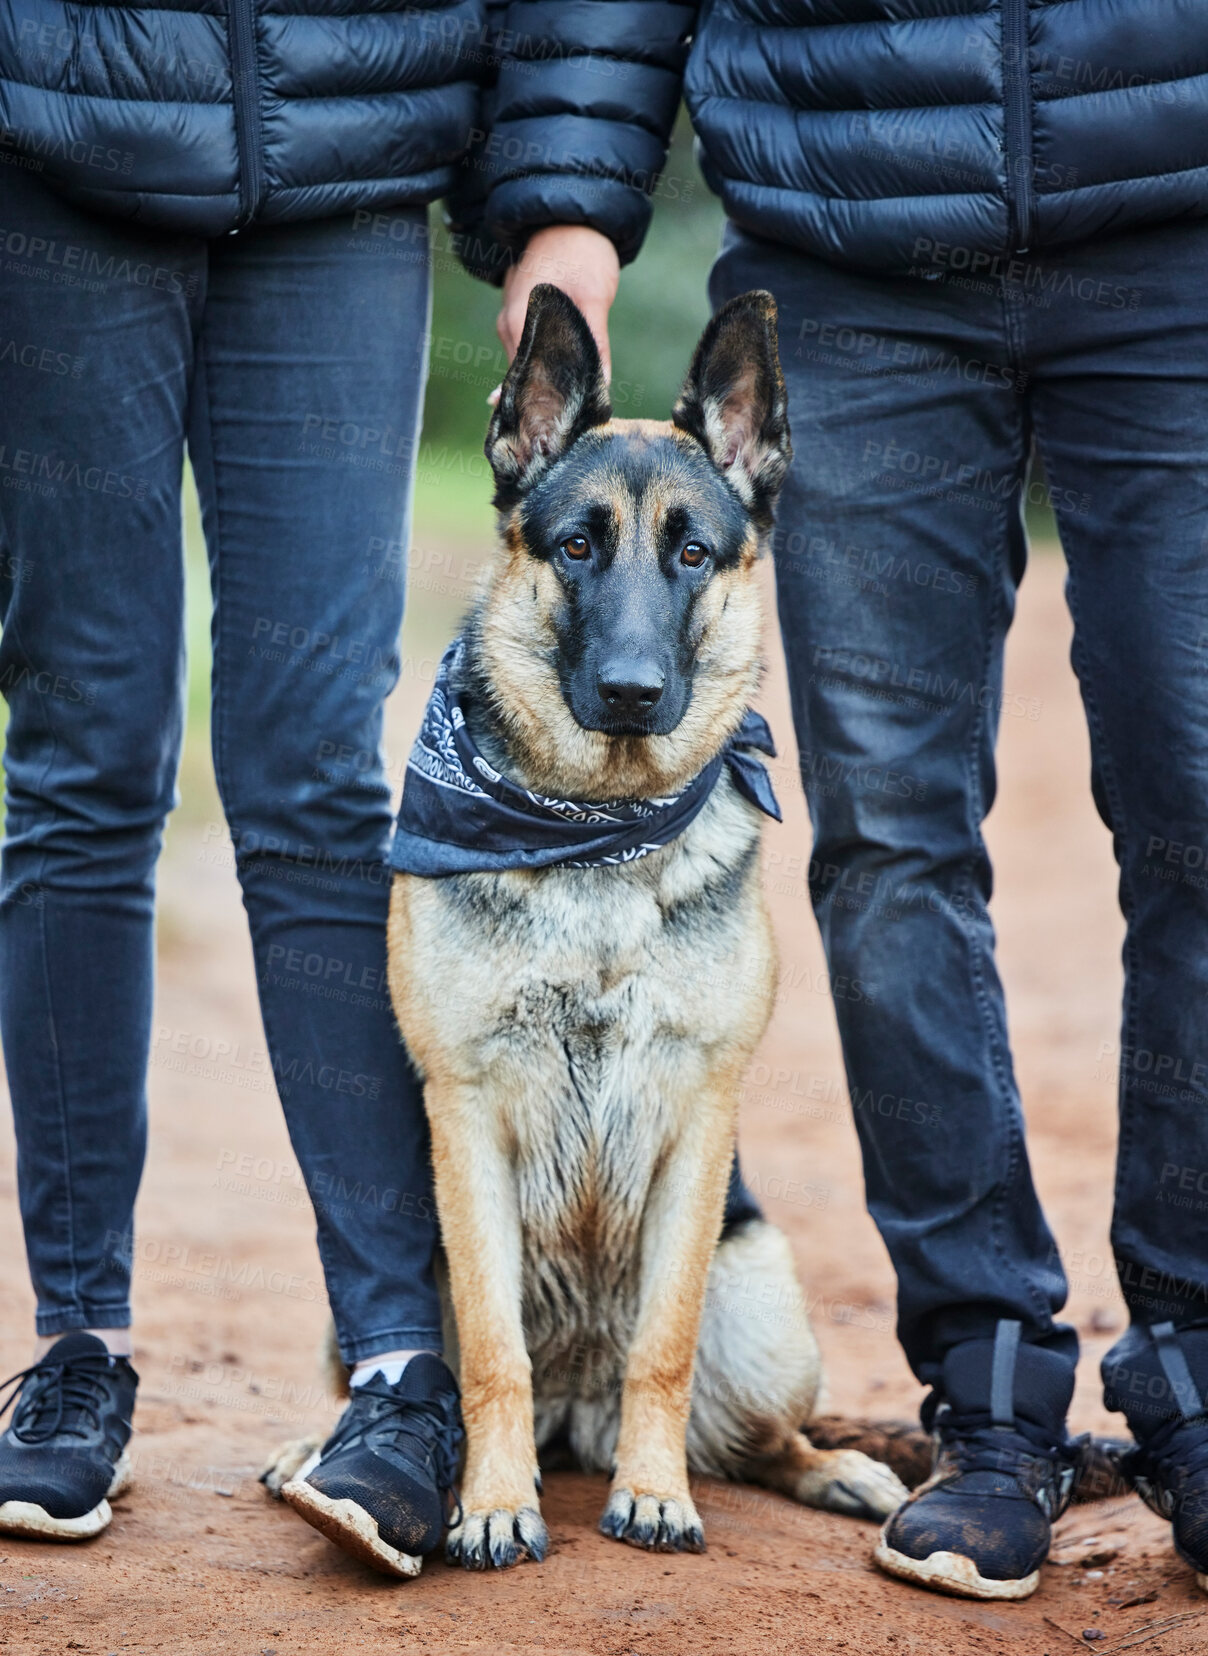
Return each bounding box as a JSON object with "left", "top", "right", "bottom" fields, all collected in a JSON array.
[
  {"left": 599, "top": 1488, "right": 705, "bottom": 1553},
  {"left": 815, "top": 1451, "right": 909, "bottom": 1520},
  {"left": 259, "top": 1436, "right": 321, "bottom": 1500},
  {"left": 446, "top": 1504, "right": 549, "bottom": 1570}
]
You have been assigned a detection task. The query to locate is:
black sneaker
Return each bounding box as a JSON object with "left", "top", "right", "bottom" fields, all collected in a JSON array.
[
  {"left": 0, "top": 1332, "right": 137, "bottom": 1541},
  {"left": 1109, "top": 1323, "right": 1208, "bottom": 1595},
  {"left": 278, "top": 1353, "right": 463, "bottom": 1578},
  {"left": 1122, "top": 1415, "right": 1208, "bottom": 1593},
  {"left": 875, "top": 1321, "right": 1080, "bottom": 1600}
]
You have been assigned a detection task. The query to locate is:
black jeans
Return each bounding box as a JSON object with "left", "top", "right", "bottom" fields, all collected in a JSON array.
[
  {"left": 712, "top": 218, "right": 1208, "bottom": 1428},
  {"left": 0, "top": 166, "right": 442, "bottom": 1361}
]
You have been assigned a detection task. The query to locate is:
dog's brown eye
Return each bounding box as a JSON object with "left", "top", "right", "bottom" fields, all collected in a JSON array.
[
  {"left": 680, "top": 543, "right": 708, "bottom": 568},
  {"left": 562, "top": 536, "right": 591, "bottom": 561}
]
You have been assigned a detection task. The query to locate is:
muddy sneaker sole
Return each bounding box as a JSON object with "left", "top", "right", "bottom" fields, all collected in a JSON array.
[
  {"left": 0, "top": 1450, "right": 132, "bottom": 1542},
  {"left": 874, "top": 1529, "right": 1040, "bottom": 1601},
  {"left": 281, "top": 1475, "right": 423, "bottom": 1579}
]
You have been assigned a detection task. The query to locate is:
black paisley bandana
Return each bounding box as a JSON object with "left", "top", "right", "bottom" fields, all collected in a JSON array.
[{"left": 389, "top": 637, "right": 781, "bottom": 877}]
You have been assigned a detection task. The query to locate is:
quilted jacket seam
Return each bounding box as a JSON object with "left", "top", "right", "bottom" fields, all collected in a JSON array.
[
  {"left": 0, "top": 73, "right": 227, "bottom": 102},
  {"left": 1035, "top": 158, "right": 1208, "bottom": 195},
  {"left": 698, "top": 11, "right": 995, "bottom": 29},
  {"left": 691, "top": 89, "right": 1000, "bottom": 115},
  {"left": 706, "top": 158, "right": 1208, "bottom": 202},
  {"left": 50, "top": 163, "right": 451, "bottom": 195},
  {"left": 1033, "top": 67, "right": 1208, "bottom": 102},
  {"left": 702, "top": 167, "right": 1001, "bottom": 204},
  {"left": 0, "top": 73, "right": 473, "bottom": 102}
]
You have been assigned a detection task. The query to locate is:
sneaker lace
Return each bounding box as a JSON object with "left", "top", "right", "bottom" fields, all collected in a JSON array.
[
  {"left": 934, "top": 1409, "right": 1080, "bottom": 1493},
  {"left": 0, "top": 1354, "right": 118, "bottom": 1444},
  {"left": 335, "top": 1379, "right": 466, "bottom": 1526}
]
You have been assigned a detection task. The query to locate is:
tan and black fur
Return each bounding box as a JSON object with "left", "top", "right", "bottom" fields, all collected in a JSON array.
[{"left": 267, "top": 287, "right": 908, "bottom": 1570}]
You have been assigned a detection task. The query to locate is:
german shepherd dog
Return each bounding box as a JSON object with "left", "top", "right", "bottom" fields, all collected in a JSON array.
[{"left": 266, "top": 286, "right": 907, "bottom": 1569}]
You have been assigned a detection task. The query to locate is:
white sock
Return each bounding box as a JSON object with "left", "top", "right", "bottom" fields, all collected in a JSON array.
[
  {"left": 91, "top": 1329, "right": 133, "bottom": 1359},
  {"left": 349, "top": 1348, "right": 436, "bottom": 1388}
]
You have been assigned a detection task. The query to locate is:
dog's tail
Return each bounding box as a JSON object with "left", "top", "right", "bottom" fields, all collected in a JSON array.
[{"left": 807, "top": 1414, "right": 1130, "bottom": 1504}]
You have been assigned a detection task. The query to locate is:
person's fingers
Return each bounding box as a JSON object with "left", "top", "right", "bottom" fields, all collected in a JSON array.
[
  {"left": 576, "top": 300, "right": 612, "bottom": 383},
  {"left": 490, "top": 291, "right": 522, "bottom": 401},
  {"left": 492, "top": 226, "right": 619, "bottom": 393},
  {"left": 494, "top": 272, "right": 529, "bottom": 384},
  {"left": 496, "top": 290, "right": 525, "bottom": 361},
  {"left": 495, "top": 291, "right": 515, "bottom": 353},
  {"left": 494, "top": 286, "right": 612, "bottom": 388}
]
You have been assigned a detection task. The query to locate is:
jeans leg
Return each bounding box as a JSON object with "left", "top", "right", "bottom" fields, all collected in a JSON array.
[
  {"left": 1021, "top": 221, "right": 1208, "bottom": 1432},
  {"left": 710, "top": 230, "right": 1077, "bottom": 1393},
  {"left": 0, "top": 170, "right": 199, "bottom": 1332},
  {"left": 187, "top": 208, "right": 440, "bottom": 1364}
]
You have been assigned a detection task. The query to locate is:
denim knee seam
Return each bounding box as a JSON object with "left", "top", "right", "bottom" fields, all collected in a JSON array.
[
  {"left": 1031, "top": 402, "right": 1142, "bottom": 1291},
  {"left": 1057, "top": 554, "right": 1143, "bottom": 1278},
  {"left": 964, "top": 485, "right": 1061, "bottom": 1339},
  {"left": 39, "top": 895, "right": 83, "bottom": 1317},
  {"left": 4, "top": 602, "right": 82, "bottom": 1320}
]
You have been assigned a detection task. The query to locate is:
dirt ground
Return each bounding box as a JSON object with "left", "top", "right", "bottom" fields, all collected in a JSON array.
[{"left": 1, "top": 544, "right": 1205, "bottom": 1655}]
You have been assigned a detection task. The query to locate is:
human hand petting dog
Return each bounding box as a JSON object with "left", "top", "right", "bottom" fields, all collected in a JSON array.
[{"left": 494, "top": 225, "right": 618, "bottom": 387}]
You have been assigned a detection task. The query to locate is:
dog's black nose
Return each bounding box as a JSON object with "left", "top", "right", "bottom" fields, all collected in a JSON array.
[{"left": 596, "top": 661, "right": 665, "bottom": 715}]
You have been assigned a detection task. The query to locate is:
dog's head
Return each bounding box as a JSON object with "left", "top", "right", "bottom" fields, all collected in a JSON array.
[{"left": 473, "top": 284, "right": 791, "bottom": 800}]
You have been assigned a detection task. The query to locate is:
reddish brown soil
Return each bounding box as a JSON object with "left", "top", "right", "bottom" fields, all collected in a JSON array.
[{"left": 2, "top": 547, "right": 1205, "bottom": 1655}]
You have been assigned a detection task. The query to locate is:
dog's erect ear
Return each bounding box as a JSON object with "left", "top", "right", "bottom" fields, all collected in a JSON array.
[
  {"left": 672, "top": 290, "right": 791, "bottom": 527},
  {"left": 485, "top": 284, "right": 611, "bottom": 505}
]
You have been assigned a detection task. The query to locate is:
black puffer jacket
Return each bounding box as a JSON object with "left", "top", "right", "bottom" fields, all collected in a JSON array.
[
  {"left": 0, "top": 0, "right": 489, "bottom": 233},
  {"left": 7, "top": 0, "right": 1203, "bottom": 265},
  {"left": 457, "top": 0, "right": 1208, "bottom": 276}
]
